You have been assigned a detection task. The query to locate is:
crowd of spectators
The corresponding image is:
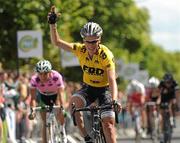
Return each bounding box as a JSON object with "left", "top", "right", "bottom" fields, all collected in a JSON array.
[
  {"left": 0, "top": 71, "right": 82, "bottom": 142},
  {"left": 1, "top": 70, "right": 180, "bottom": 142}
]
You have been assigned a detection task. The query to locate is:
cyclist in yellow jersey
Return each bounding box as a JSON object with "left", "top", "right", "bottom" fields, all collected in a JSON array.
[{"left": 48, "top": 6, "right": 121, "bottom": 143}]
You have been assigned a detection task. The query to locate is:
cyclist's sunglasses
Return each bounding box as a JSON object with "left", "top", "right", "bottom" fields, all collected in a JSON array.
[
  {"left": 165, "top": 81, "right": 172, "bottom": 84},
  {"left": 38, "top": 72, "right": 49, "bottom": 75},
  {"left": 84, "top": 39, "right": 99, "bottom": 44}
]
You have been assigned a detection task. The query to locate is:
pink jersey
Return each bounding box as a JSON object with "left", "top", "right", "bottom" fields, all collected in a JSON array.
[{"left": 30, "top": 70, "right": 64, "bottom": 95}]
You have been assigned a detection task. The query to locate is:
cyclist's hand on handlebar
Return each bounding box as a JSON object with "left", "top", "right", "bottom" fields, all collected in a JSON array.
[
  {"left": 28, "top": 108, "right": 36, "bottom": 120},
  {"left": 114, "top": 100, "right": 122, "bottom": 113},
  {"left": 0, "top": 103, "right": 4, "bottom": 108},
  {"left": 28, "top": 113, "right": 35, "bottom": 120},
  {"left": 48, "top": 5, "right": 61, "bottom": 24}
]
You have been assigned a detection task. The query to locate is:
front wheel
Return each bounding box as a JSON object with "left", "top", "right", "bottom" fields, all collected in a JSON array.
[
  {"left": 47, "top": 121, "right": 61, "bottom": 143},
  {"left": 94, "top": 123, "right": 106, "bottom": 143},
  {"left": 46, "top": 123, "right": 54, "bottom": 143},
  {"left": 134, "top": 112, "right": 142, "bottom": 143},
  {"left": 135, "top": 129, "right": 141, "bottom": 143},
  {"left": 151, "top": 113, "right": 159, "bottom": 143},
  {"left": 94, "top": 134, "right": 106, "bottom": 143},
  {"left": 163, "top": 113, "right": 172, "bottom": 143}
]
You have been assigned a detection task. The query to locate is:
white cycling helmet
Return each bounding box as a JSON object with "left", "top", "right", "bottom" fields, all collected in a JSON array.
[
  {"left": 130, "top": 80, "right": 141, "bottom": 92},
  {"left": 35, "top": 60, "right": 52, "bottom": 73},
  {"left": 126, "top": 79, "right": 145, "bottom": 95},
  {"left": 80, "top": 22, "right": 103, "bottom": 38},
  {"left": 148, "top": 77, "right": 160, "bottom": 88}
]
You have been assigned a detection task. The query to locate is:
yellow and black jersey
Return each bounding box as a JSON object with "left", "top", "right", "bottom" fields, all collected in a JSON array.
[{"left": 72, "top": 43, "right": 115, "bottom": 87}]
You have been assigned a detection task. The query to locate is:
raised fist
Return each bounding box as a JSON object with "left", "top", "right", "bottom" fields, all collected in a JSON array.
[{"left": 48, "top": 6, "right": 60, "bottom": 24}]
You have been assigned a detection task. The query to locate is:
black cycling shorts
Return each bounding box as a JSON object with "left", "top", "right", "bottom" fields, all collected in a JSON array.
[
  {"left": 73, "top": 84, "right": 115, "bottom": 118},
  {"left": 38, "top": 92, "right": 57, "bottom": 106},
  {"left": 73, "top": 83, "right": 112, "bottom": 106}
]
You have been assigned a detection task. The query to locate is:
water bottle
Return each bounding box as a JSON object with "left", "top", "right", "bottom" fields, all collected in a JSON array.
[{"left": 62, "top": 109, "right": 68, "bottom": 118}]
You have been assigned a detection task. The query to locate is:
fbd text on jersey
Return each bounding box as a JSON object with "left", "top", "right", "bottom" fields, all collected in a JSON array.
[{"left": 83, "top": 65, "right": 104, "bottom": 76}]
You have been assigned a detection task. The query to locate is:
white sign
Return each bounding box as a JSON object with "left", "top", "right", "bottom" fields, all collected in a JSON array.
[
  {"left": 115, "top": 59, "right": 124, "bottom": 77},
  {"left": 61, "top": 49, "right": 79, "bottom": 67},
  {"left": 133, "top": 70, "right": 149, "bottom": 84},
  {"left": 120, "top": 63, "right": 139, "bottom": 80},
  {"left": 17, "top": 31, "right": 43, "bottom": 58}
]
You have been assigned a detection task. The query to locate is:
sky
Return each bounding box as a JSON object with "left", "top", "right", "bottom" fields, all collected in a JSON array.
[{"left": 135, "top": 0, "right": 180, "bottom": 52}]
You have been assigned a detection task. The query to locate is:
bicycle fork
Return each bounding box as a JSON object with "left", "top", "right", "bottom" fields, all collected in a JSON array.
[
  {"left": 134, "top": 111, "right": 141, "bottom": 133},
  {"left": 91, "top": 111, "right": 101, "bottom": 138},
  {"left": 150, "top": 109, "right": 160, "bottom": 142},
  {"left": 46, "top": 112, "right": 55, "bottom": 143}
]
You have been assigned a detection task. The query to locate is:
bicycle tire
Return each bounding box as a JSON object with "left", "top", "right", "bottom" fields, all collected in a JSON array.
[
  {"left": 135, "top": 129, "right": 141, "bottom": 143},
  {"left": 94, "top": 132, "right": 106, "bottom": 143},
  {"left": 97, "top": 123, "right": 106, "bottom": 143},
  {"left": 46, "top": 122, "right": 54, "bottom": 143},
  {"left": 100, "top": 131, "right": 106, "bottom": 143},
  {"left": 135, "top": 117, "right": 141, "bottom": 143},
  {"left": 150, "top": 112, "right": 159, "bottom": 143},
  {"left": 54, "top": 118, "right": 61, "bottom": 143},
  {"left": 46, "top": 116, "right": 61, "bottom": 143},
  {"left": 163, "top": 112, "right": 172, "bottom": 143}
]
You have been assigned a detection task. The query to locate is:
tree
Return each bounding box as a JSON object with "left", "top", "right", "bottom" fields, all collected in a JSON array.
[{"left": 0, "top": 0, "right": 180, "bottom": 83}]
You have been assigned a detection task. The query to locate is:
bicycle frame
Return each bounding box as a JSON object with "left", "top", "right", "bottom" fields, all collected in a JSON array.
[
  {"left": 146, "top": 101, "right": 159, "bottom": 143},
  {"left": 132, "top": 105, "right": 142, "bottom": 143},
  {"left": 30, "top": 105, "right": 62, "bottom": 143},
  {"left": 161, "top": 102, "right": 172, "bottom": 143},
  {"left": 72, "top": 101, "right": 119, "bottom": 143}
]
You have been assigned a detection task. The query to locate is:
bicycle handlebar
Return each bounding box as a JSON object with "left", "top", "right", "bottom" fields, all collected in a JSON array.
[
  {"left": 72, "top": 100, "right": 119, "bottom": 126},
  {"left": 74, "top": 104, "right": 113, "bottom": 112},
  {"left": 145, "top": 101, "right": 157, "bottom": 106},
  {"left": 29, "top": 105, "right": 64, "bottom": 120},
  {"left": 160, "top": 102, "right": 169, "bottom": 109},
  {"left": 31, "top": 105, "right": 63, "bottom": 112}
]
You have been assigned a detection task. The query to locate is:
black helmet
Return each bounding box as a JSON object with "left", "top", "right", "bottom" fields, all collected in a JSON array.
[{"left": 163, "top": 73, "right": 173, "bottom": 82}]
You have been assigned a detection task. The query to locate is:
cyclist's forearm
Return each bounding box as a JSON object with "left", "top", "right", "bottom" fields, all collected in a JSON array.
[
  {"left": 109, "top": 79, "right": 118, "bottom": 101},
  {"left": 50, "top": 24, "right": 73, "bottom": 52},
  {"left": 30, "top": 99, "right": 36, "bottom": 108},
  {"left": 50, "top": 24, "right": 60, "bottom": 45},
  {"left": 107, "top": 69, "right": 118, "bottom": 101},
  {"left": 30, "top": 88, "right": 36, "bottom": 107},
  {"left": 57, "top": 95, "right": 64, "bottom": 106},
  {"left": 57, "top": 88, "right": 65, "bottom": 106}
]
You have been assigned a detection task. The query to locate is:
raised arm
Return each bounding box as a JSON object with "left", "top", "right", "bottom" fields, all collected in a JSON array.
[{"left": 48, "top": 6, "right": 73, "bottom": 52}]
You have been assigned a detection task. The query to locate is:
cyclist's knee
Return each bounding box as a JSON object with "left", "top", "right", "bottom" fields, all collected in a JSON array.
[
  {"left": 70, "top": 94, "right": 85, "bottom": 108},
  {"left": 102, "top": 117, "right": 115, "bottom": 131},
  {"left": 172, "top": 102, "right": 177, "bottom": 111},
  {"left": 102, "top": 117, "right": 115, "bottom": 125}
]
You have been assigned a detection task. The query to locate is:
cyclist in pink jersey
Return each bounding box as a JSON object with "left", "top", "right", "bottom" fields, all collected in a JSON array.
[{"left": 29, "top": 60, "right": 67, "bottom": 143}]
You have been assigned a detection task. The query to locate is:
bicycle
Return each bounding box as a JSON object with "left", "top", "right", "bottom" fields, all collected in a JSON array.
[
  {"left": 131, "top": 104, "right": 142, "bottom": 143},
  {"left": 160, "top": 102, "right": 172, "bottom": 143},
  {"left": 71, "top": 101, "right": 119, "bottom": 143},
  {"left": 29, "top": 105, "right": 65, "bottom": 143},
  {"left": 146, "top": 101, "right": 160, "bottom": 143}
]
